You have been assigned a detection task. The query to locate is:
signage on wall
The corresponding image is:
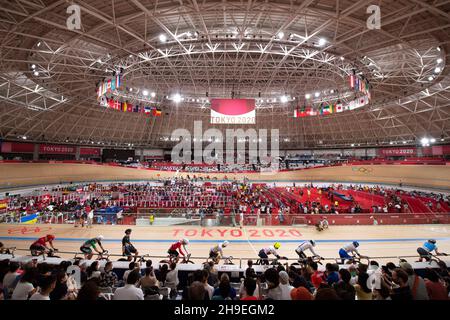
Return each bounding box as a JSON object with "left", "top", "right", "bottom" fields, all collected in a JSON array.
[{"left": 210, "top": 99, "right": 256, "bottom": 124}]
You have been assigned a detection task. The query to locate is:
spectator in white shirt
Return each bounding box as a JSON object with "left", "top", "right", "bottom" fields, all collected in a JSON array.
[
  {"left": 278, "top": 271, "right": 294, "bottom": 300},
  {"left": 2, "top": 262, "right": 20, "bottom": 291},
  {"left": 30, "top": 275, "right": 56, "bottom": 300},
  {"left": 11, "top": 268, "right": 37, "bottom": 300},
  {"left": 113, "top": 270, "right": 144, "bottom": 300}
]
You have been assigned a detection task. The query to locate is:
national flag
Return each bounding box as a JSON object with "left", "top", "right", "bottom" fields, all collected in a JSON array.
[
  {"left": 116, "top": 75, "right": 121, "bottom": 88},
  {"left": 294, "top": 108, "right": 308, "bottom": 118},
  {"left": 20, "top": 213, "right": 38, "bottom": 224},
  {"left": 350, "top": 71, "right": 355, "bottom": 88},
  {"left": 335, "top": 103, "right": 344, "bottom": 113},
  {"left": 111, "top": 78, "right": 116, "bottom": 91},
  {"left": 107, "top": 80, "right": 111, "bottom": 91},
  {"left": 0, "top": 199, "right": 7, "bottom": 210},
  {"left": 153, "top": 108, "right": 162, "bottom": 116},
  {"left": 123, "top": 101, "right": 128, "bottom": 112},
  {"left": 144, "top": 106, "right": 152, "bottom": 114}
]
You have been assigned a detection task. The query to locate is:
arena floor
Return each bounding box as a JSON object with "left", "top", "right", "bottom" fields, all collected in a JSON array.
[{"left": 1, "top": 223, "right": 449, "bottom": 266}]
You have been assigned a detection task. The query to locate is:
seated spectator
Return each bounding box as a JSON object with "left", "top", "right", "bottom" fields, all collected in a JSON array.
[
  {"left": 372, "top": 285, "right": 391, "bottom": 300},
  {"left": 240, "top": 267, "right": 260, "bottom": 299},
  {"left": 325, "top": 263, "right": 339, "bottom": 286},
  {"left": 315, "top": 287, "right": 340, "bottom": 300},
  {"left": 50, "top": 271, "right": 69, "bottom": 300},
  {"left": 2, "top": 262, "right": 20, "bottom": 292},
  {"left": 164, "top": 263, "right": 179, "bottom": 299},
  {"left": 333, "top": 269, "right": 356, "bottom": 300},
  {"left": 399, "top": 262, "right": 428, "bottom": 300},
  {"left": 437, "top": 261, "right": 449, "bottom": 279},
  {"left": 139, "top": 267, "right": 159, "bottom": 292},
  {"left": 11, "top": 267, "right": 37, "bottom": 300},
  {"left": 206, "top": 261, "right": 219, "bottom": 287},
  {"left": 200, "top": 269, "right": 214, "bottom": 299},
  {"left": 113, "top": 270, "right": 144, "bottom": 300},
  {"left": 185, "top": 281, "right": 207, "bottom": 300},
  {"left": 30, "top": 275, "right": 56, "bottom": 300},
  {"left": 240, "top": 277, "right": 258, "bottom": 300},
  {"left": 354, "top": 272, "right": 372, "bottom": 300},
  {"left": 77, "top": 280, "right": 102, "bottom": 301},
  {"left": 388, "top": 269, "right": 413, "bottom": 300},
  {"left": 122, "top": 262, "right": 137, "bottom": 283},
  {"left": 290, "top": 286, "right": 313, "bottom": 300},
  {"left": 212, "top": 273, "right": 236, "bottom": 300},
  {"left": 348, "top": 265, "right": 358, "bottom": 285},
  {"left": 99, "top": 261, "right": 118, "bottom": 288},
  {"left": 424, "top": 268, "right": 448, "bottom": 300},
  {"left": 279, "top": 271, "right": 294, "bottom": 300},
  {"left": 310, "top": 261, "right": 325, "bottom": 288},
  {"left": 86, "top": 261, "right": 101, "bottom": 281},
  {"left": 264, "top": 268, "right": 282, "bottom": 300}
]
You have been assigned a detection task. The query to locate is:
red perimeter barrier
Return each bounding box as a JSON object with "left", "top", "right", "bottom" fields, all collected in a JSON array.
[{"left": 296, "top": 213, "right": 450, "bottom": 225}]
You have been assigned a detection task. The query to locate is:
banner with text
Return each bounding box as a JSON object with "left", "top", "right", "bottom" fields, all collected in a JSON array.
[{"left": 211, "top": 99, "right": 255, "bottom": 124}]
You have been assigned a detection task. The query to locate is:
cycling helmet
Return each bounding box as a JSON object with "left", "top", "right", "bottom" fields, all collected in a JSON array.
[
  {"left": 46, "top": 234, "right": 55, "bottom": 241},
  {"left": 222, "top": 241, "right": 229, "bottom": 247},
  {"left": 310, "top": 240, "right": 316, "bottom": 247},
  {"left": 428, "top": 239, "right": 436, "bottom": 244},
  {"left": 96, "top": 235, "right": 104, "bottom": 241},
  {"left": 274, "top": 242, "right": 281, "bottom": 249},
  {"left": 353, "top": 241, "right": 359, "bottom": 247},
  {"left": 182, "top": 238, "right": 189, "bottom": 245},
  {"left": 125, "top": 229, "right": 132, "bottom": 234}
]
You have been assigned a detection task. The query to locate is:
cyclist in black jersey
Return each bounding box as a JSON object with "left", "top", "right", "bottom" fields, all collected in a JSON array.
[{"left": 122, "top": 229, "right": 139, "bottom": 262}]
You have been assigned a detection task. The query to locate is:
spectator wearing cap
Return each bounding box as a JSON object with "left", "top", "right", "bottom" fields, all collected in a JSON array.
[
  {"left": 399, "top": 262, "right": 429, "bottom": 300},
  {"left": 424, "top": 268, "right": 448, "bottom": 300},
  {"left": 333, "top": 269, "right": 356, "bottom": 300},
  {"left": 290, "top": 286, "right": 313, "bottom": 300},
  {"left": 278, "top": 271, "right": 294, "bottom": 300},
  {"left": 113, "top": 270, "right": 144, "bottom": 300}
]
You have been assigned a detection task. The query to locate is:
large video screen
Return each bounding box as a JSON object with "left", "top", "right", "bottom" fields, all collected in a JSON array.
[{"left": 210, "top": 99, "right": 255, "bottom": 124}]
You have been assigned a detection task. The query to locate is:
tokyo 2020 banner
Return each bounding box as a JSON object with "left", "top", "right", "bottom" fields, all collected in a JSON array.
[{"left": 210, "top": 99, "right": 256, "bottom": 124}]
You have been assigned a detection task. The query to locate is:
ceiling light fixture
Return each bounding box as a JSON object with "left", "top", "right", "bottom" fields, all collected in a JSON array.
[{"left": 159, "top": 34, "right": 167, "bottom": 42}]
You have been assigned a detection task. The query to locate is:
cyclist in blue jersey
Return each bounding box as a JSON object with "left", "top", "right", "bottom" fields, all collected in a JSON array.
[{"left": 417, "top": 239, "right": 442, "bottom": 262}]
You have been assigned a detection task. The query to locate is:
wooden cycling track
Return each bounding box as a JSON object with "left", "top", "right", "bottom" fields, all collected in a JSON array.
[
  {"left": 1, "top": 223, "right": 449, "bottom": 265},
  {"left": 0, "top": 163, "right": 449, "bottom": 190}
]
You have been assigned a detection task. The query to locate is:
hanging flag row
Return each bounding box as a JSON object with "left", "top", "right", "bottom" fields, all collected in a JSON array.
[
  {"left": 349, "top": 71, "right": 371, "bottom": 100},
  {"left": 293, "top": 95, "right": 369, "bottom": 118},
  {"left": 99, "top": 96, "right": 162, "bottom": 116},
  {"left": 97, "top": 74, "right": 122, "bottom": 99}
]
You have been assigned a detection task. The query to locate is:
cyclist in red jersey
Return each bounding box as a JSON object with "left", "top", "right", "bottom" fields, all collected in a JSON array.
[
  {"left": 168, "top": 238, "right": 189, "bottom": 263},
  {"left": 30, "top": 235, "right": 57, "bottom": 256}
]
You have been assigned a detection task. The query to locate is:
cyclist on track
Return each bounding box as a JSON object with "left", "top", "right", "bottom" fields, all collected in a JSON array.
[
  {"left": 295, "top": 240, "right": 322, "bottom": 260},
  {"left": 168, "top": 238, "right": 189, "bottom": 263},
  {"left": 339, "top": 241, "right": 361, "bottom": 264},
  {"left": 417, "top": 239, "right": 443, "bottom": 262},
  {"left": 209, "top": 241, "right": 229, "bottom": 264},
  {"left": 258, "top": 242, "right": 286, "bottom": 265},
  {"left": 122, "top": 229, "right": 139, "bottom": 262},
  {"left": 80, "top": 235, "right": 106, "bottom": 260},
  {"left": 30, "top": 234, "right": 58, "bottom": 256}
]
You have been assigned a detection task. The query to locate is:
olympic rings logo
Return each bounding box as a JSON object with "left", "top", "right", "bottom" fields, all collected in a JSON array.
[{"left": 352, "top": 166, "right": 373, "bottom": 174}]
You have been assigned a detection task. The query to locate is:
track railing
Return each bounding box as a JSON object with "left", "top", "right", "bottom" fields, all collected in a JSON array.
[{"left": 4, "top": 247, "right": 447, "bottom": 268}]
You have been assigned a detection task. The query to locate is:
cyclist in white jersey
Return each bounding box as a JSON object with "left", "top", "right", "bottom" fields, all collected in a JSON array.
[
  {"left": 295, "top": 240, "right": 321, "bottom": 259},
  {"left": 258, "top": 243, "right": 283, "bottom": 265},
  {"left": 339, "top": 241, "right": 361, "bottom": 264},
  {"left": 209, "top": 241, "right": 229, "bottom": 263}
]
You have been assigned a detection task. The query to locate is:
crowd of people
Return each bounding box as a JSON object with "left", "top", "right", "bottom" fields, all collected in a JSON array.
[{"left": 1, "top": 254, "right": 448, "bottom": 300}]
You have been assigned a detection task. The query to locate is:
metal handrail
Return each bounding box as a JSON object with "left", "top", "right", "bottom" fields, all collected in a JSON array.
[{"left": 4, "top": 248, "right": 442, "bottom": 267}]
